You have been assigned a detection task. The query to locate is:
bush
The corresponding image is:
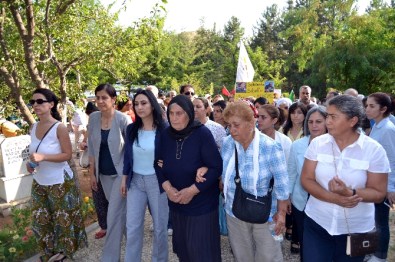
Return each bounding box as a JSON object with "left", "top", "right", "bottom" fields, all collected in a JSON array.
[{"left": 0, "top": 207, "right": 37, "bottom": 261}]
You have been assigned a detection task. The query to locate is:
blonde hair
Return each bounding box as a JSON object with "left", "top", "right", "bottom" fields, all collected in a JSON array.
[{"left": 223, "top": 101, "right": 255, "bottom": 123}]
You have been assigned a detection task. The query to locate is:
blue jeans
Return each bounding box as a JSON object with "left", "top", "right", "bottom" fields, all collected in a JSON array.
[
  {"left": 293, "top": 205, "right": 305, "bottom": 261},
  {"left": 374, "top": 200, "right": 390, "bottom": 259},
  {"left": 303, "top": 216, "right": 364, "bottom": 262},
  {"left": 125, "top": 173, "right": 169, "bottom": 262}
]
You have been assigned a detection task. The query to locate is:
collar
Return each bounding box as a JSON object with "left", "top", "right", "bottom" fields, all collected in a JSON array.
[
  {"left": 373, "top": 117, "right": 390, "bottom": 129},
  {"left": 322, "top": 132, "right": 366, "bottom": 150}
]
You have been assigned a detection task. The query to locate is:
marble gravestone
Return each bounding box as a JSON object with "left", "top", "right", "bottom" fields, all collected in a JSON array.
[{"left": 0, "top": 135, "right": 32, "bottom": 202}]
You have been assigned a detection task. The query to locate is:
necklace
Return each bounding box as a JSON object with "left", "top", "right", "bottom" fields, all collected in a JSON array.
[
  {"left": 102, "top": 117, "right": 111, "bottom": 129},
  {"left": 175, "top": 137, "right": 188, "bottom": 160}
]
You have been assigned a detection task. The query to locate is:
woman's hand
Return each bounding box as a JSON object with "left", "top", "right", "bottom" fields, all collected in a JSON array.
[
  {"left": 387, "top": 192, "right": 395, "bottom": 207},
  {"left": 328, "top": 176, "right": 350, "bottom": 196},
  {"left": 30, "top": 153, "right": 45, "bottom": 163},
  {"left": 166, "top": 187, "right": 181, "bottom": 203},
  {"left": 91, "top": 174, "right": 98, "bottom": 192},
  {"left": 178, "top": 185, "right": 199, "bottom": 205},
  {"left": 26, "top": 162, "right": 34, "bottom": 174},
  {"left": 286, "top": 198, "right": 292, "bottom": 215},
  {"left": 157, "top": 160, "right": 163, "bottom": 168},
  {"left": 79, "top": 141, "right": 87, "bottom": 150},
  {"left": 333, "top": 194, "right": 362, "bottom": 208},
  {"left": 273, "top": 210, "right": 286, "bottom": 236},
  {"left": 329, "top": 176, "right": 362, "bottom": 207},
  {"left": 195, "top": 167, "right": 208, "bottom": 183},
  {"left": 163, "top": 181, "right": 180, "bottom": 203},
  {"left": 120, "top": 176, "right": 127, "bottom": 198}
]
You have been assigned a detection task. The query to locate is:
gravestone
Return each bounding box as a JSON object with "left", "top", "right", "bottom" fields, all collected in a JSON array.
[{"left": 0, "top": 135, "right": 32, "bottom": 202}]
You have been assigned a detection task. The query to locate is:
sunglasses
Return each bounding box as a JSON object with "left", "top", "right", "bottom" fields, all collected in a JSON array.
[
  {"left": 184, "top": 91, "right": 195, "bottom": 96},
  {"left": 29, "top": 99, "right": 49, "bottom": 105}
]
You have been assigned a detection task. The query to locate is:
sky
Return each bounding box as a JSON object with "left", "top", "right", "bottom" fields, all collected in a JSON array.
[{"left": 101, "top": 0, "right": 388, "bottom": 37}]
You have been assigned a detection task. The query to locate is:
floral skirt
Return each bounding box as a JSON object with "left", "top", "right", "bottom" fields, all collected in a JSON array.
[{"left": 31, "top": 171, "right": 88, "bottom": 261}]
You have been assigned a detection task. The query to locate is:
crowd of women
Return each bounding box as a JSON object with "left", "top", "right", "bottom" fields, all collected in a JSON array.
[{"left": 27, "top": 84, "right": 394, "bottom": 262}]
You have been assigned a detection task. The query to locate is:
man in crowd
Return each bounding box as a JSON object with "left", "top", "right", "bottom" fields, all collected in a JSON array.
[
  {"left": 180, "top": 84, "right": 195, "bottom": 101},
  {"left": 298, "top": 85, "right": 314, "bottom": 106}
]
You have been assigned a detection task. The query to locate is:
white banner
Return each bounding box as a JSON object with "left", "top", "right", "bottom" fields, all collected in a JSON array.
[{"left": 236, "top": 41, "right": 255, "bottom": 82}]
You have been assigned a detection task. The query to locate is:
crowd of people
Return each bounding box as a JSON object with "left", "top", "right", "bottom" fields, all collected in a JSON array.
[{"left": 26, "top": 84, "right": 394, "bottom": 262}]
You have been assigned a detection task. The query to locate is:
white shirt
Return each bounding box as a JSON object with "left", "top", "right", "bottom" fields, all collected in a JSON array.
[
  {"left": 304, "top": 133, "right": 390, "bottom": 235},
  {"left": 204, "top": 119, "right": 227, "bottom": 150},
  {"left": 30, "top": 122, "right": 73, "bottom": 185},
  {"left": 275, "top": 131, "right": 292, "bottom": 163}
]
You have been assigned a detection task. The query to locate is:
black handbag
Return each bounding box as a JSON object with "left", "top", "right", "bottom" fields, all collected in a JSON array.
[
  {"left": 346, "top": 231, "right": 379, "bottom": 257},
  {"left": 231, "top": 145, "right": 273, "bottom": 224},
  {"left": 331, "top": 143, "right": 379, "bottom": 257}
]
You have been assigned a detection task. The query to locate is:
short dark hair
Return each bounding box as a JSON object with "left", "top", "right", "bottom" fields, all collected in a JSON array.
[
  {"left": 95, "top": 83, "right": 117, "bottom": 98},
  {"left": 213, "top": 100, "right": 227, "bottom": 110},
  {"left": 327, "top": 95, "right": 364, "bottom": 131},
  {"left": 254, "top": 97, "right": 268, "bottom": 106},
  {"left": 179, "top": 84, "right": 193, "bottom": 94}
]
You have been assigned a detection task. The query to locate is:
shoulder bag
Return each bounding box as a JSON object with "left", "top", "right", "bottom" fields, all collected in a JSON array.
[
  {"left": 232, "top": 145, "right": 274, "bottom": 224},
  {"left": 331, "top": 143, "right": 378, "bottom": 257}
]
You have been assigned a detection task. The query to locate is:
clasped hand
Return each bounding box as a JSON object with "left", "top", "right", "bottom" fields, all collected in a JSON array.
[
  {"left": 167, "top": 186, "right": 196, "bottom": 205},
  {"left": 30, "top": 152, "right": 45, "bottom": 163},
  {"left": 328, "top": 176, "right": 362, "bottom": 208}
]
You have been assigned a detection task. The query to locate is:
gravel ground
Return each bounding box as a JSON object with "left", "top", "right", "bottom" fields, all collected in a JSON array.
[
  {"left": 30, "top": 212, "right": 299, "bottom": 262},
  {"left": 25, "top": 145, "right": 300, "bottom": 262}
]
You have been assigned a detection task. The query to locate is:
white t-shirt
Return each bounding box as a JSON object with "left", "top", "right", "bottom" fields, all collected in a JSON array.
[
  {"left": 304, "top": 133, "right": 390, "bottom": 235},
  {"left": 30, "top": 122, "right": 73, "bottom": 185},
  {"left": 72, "top": 109, "right": 87, "bottom": 127},
  {"left": 275, "top": 130, "right": 292, "bottom": 163}
]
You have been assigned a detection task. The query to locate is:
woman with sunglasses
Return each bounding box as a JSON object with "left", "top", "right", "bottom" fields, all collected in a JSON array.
[
  {"left": 28, "top": 89, "right": 87, "bottom": 262},
  {"left": 121, "top": 89, "right": 169, "bottom": 261},
  {"left": 87, "top": 84, "right": 132, "bottom": 261}
]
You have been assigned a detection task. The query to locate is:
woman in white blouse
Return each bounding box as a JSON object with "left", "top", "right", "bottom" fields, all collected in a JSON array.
[
  {"left": 301, "top": 95, "right": 390, "bottom": 262},
  {"left": 257, "top": 104, "right": 291, "bottom": 162}
]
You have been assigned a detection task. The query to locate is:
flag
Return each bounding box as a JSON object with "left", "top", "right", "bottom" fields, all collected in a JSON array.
[
  {"left": 236, "top": 41, "right": 255, "bottom": 82},
  {"left": 289, "top": 90, "right": 295, "bottom": 102},
  {"left": 221, "top": 86, "right": 230, "bottom": 97}
]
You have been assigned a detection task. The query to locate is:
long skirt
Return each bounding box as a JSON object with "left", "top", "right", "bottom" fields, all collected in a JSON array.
[
  {"left": 31, "top": 171, "right": 88, "bottom": 261},
  {"left": 171, "top": 209, "right": 221, "bottom": 262}
]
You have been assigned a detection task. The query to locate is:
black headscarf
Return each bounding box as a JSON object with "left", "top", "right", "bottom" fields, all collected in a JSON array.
[{"left": 167, "top": 95, "right": 202, "bottom": 140}]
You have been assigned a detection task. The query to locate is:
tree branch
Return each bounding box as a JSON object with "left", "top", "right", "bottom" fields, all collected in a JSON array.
[
  {"left": 8, "top": 0, "right": 46, "bottom": 89},
  {"left": 56, "top": 0, "right": 76, "bottom": 15},
  {"left": 0, "top": 7, "right": 13, "bottom": 64}
]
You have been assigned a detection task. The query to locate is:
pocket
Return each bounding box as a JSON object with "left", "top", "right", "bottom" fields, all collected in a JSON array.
[
  {"left": 316, "top": 153, "right": 334, "bottom": 164},
  {"left": 349, "top": 159, "right": 369, "bottom": 170}
]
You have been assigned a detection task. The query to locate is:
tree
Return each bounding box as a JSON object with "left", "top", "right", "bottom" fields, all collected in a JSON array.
[
  {"left": 0, "top": 0, "right": 121, "bottom": 124},
  {"left": 251, "top": 4, "right": 284, "bottom": 61}
]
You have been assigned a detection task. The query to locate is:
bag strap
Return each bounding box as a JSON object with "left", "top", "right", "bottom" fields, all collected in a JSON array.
[
  {"left": 234, "top": 144, "right": 274, "bottom": 189},
  {"left": 235, "top": 145, "right": 240, "bottom": 180},
  {"left": 331, "top": 143, "right": 351, "bottom": 236},
  {"left": 35, "top": 122, "right": 58, "bottom": 152}
]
